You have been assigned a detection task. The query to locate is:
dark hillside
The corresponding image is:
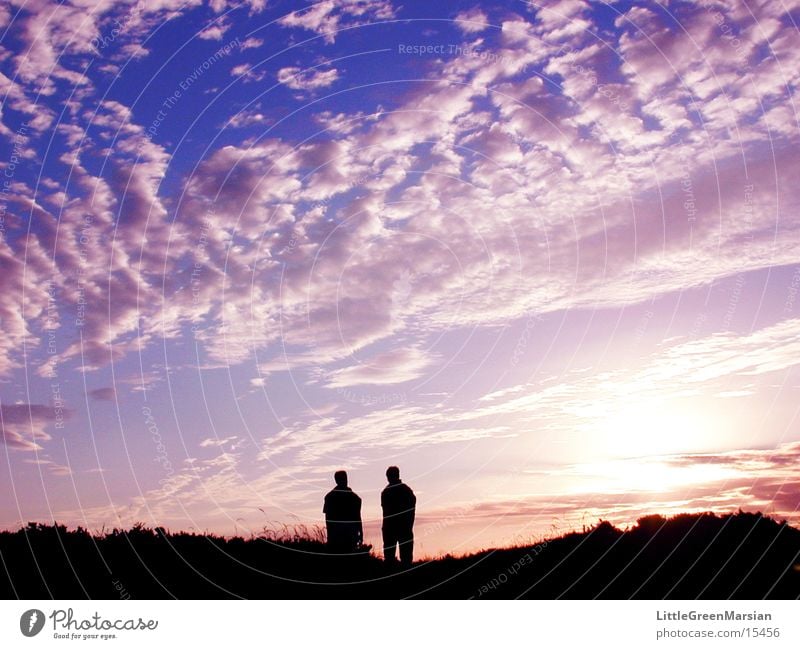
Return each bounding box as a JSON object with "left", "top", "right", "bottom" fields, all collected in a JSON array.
[{"left": 1, "top": 511, "right": 797, "bottom": 599}]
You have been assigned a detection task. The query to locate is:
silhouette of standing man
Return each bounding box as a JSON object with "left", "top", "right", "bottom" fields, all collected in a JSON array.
[
  {"left": 323, "top": 470, "right": 363, "bottom": 553},
  {"left": 381, "top": 466, "right": 416, "bottom": 567}
]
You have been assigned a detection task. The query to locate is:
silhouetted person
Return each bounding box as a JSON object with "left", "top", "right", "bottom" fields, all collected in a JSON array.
[
  {"left": 323, "top": 470, "right": 363, "bottom": 553},
  {"left": 381, "top": 466, "right": 416, "bottom": 567}
]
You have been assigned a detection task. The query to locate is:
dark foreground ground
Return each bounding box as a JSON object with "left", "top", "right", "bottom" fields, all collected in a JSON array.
[{"left": 1, "top": 511, "right": 798, "bottom": 599}]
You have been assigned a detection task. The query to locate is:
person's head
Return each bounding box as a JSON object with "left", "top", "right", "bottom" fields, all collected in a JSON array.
[
  {"left": 386, "top": 466, "right": 400, "bottom": 483},
  {"left": 334, "top": 470, "right": 348, "bottom": 487}
]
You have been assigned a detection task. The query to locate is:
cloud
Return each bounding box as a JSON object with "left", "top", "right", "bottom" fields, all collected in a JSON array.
[
  {"left": 239, "top": 37, "right": 263, "bottom": 50},
  {"left": 471, "top": 316, "right": 800, "bottom": 447},
  {"left": 406, "top": 440, "right": 800, "bottom": 552},
  {"left": 0, "top": 0, "right": 232, "bottom": 98},
  {"left": 324, "top": 347, "right": 436, "bottom": 388},
  {"left": 0, "top": 0, "right": 797, "bottom": 472},
  {"left": 88, "top": 388, "right": 116, "bottom": 401},
  {"left": 0, "top": 403, "right": 69, "bottom": 451},
  {"left": 0, "top": 70, "right": 55, "bottom": 132},
  {"left": 197, "top": 17, "right": 231, "bottom": 41},
  {"left": 227, "top": 108, "right": 270, "bottom": 128},
  {"left": 165, "top": 5, "right": 798, "bottom": 390},
  {"left": 23, "top": 457, "right": 72, "bottom": 477},
  {"left": 0, "top": 237, "right": 55, "bottom": 377},
  {"left": 278, "top": 0, "right": 396, "bottom": 44},
  {"left": 42, "top": 445, "right": 325, "bottom": 535},
  {"left": 277, "top": 66, "right": 339, "bottom": 91},
  {"left": 5, "top": 0, "right": 98, "bottom": 94},
  {"left": 527, "top": 0, "right": 592, "bottom": 43},
  {"left": 454, "top": 8, "right": 490, "bottom": 34},
  {"left": 199, "top": 436, "right": 241, "bottom": 448},
  {"left": 230, "top": 63, "right": 267, "bottom": 83},
  {"left": 258, "top": 401, "right": 511, "bottom": 466},
  {"left": 4, "top": 0, "right": 796, "bottom": 386}
]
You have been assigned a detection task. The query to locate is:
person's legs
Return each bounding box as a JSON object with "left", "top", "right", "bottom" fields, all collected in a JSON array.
[
  {"left": 327, "top": 524, "right": 339, "bottom": 552},
  {"left": 382, "top": 527, "right": 398, "bottom": 564},
  {"left": 328, "top": 523, "right": 349, "bottom": 553},
  {"left": 399, "top": 531, "right": 414, "bottom": 566}
]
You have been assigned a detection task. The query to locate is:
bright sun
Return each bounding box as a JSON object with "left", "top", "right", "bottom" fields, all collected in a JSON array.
[{"left": 597, "top": 401, "right": 717, "bottom": 458}]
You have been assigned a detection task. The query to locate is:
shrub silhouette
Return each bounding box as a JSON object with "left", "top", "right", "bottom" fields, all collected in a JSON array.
[{"left": 0, "top": 511, "right": 797, "bottom": 599}]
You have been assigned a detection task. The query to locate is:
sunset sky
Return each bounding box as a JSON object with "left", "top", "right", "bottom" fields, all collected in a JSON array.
[{"left": 1, "top": 0, "right": 799, "bottom": 557}]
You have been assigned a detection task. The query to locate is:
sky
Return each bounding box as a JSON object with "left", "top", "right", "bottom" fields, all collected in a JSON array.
[{"left": 0, "top": 0, "right": 799, "bottom": 557}]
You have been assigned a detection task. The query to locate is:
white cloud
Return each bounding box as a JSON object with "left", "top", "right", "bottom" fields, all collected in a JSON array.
[
  {"left": 197, "top": 17, "right": 231, "bottom": 41},
  {"left": 278, "top": 0, "right": 396, "bottom": 44},
  {"left": 231, "top": 63, "right": 267, "bottom": 83},
  {"left": 227, "top": 108, "right": 270, "bottom": 128},
  {"left": 199, "top": 436, "right": 240, "bottom": 448},
  {"left": 277, "top": 66, "right": 339, "bottom": 91},
  {"left": 239, "top": 37, "right": 263, "bottom": 50},
  {"left": 454, "top": 8, "right": 489, "bottom": 34},
  {"left": 324, "top": 347, "right": 436, "bottom": 388}
]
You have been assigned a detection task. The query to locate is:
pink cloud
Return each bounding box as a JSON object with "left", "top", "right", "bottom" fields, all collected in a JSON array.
[
  {"left": 324, "top": 347, "right": 436, "bottom": 388},
  {"left": 0, "top": 0, "right": 796, "bottom": 474},
  {"left": 278, "top": 0, "right": 396, "bottom": 44},
  {"left": 0, "top": 403, "right": 69, "bottom": 451},
  {"left": 454, "top": 8, "right": 490, "bottom": 34}
]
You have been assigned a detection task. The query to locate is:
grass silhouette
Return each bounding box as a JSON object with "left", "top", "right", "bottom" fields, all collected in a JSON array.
[{"left": 1, "top": 510, "right": 798, "bottom": 598}]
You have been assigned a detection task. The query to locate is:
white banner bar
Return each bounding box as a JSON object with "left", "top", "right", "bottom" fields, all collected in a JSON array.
[{"left": 1, "top": 600, "right": 798, "bottom": 648}]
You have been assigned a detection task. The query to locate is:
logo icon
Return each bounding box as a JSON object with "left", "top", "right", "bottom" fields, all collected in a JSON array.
[{"left": 20, "top": 609, "right": 45, "bottom": 637}]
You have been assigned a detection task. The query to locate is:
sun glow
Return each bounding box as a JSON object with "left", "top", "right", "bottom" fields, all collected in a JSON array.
[
  {"left": 570, "top": 457, "right": 737, "bottom": 494},
  {"left": 596, "top": 401, "right": 718, "bottom": 458}
]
